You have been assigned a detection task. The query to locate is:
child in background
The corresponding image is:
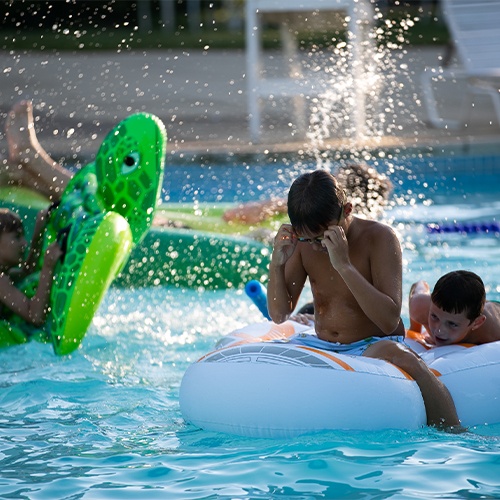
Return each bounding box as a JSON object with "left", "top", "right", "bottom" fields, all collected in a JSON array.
[
  {"left": 409, "top": 270, "right": 500, "bottom": 345},
  {"left": 222, "top": 162, "right": 393, "bottom": 224}
]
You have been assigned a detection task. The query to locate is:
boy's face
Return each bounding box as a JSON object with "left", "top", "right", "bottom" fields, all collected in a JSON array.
[
  {"left": 0, "top": 229, "right": 27, "bottom": 269},
  {"left": 295, "top": 207, "right": 346, "bottom": 252},
  {"left": 295, "top": 228, "right": 328, "bottom": 252},
  {"left": 427, "top": 302, "right": 474, "bottom": 345}
]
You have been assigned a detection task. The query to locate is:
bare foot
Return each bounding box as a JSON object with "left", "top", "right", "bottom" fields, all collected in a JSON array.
[
  {"left": 7, "top": 101, "right": 33, "bottom": 164},
  {"left": 4, "top": 100, "right": 71, "bottom": 200}
]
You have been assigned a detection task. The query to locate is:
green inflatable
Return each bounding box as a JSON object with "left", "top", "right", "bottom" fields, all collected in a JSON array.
[{"left": 0, "top": 112, "right": 167, "bottom": 355}]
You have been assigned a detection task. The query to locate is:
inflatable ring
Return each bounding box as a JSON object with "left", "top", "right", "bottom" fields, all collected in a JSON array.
[{"left": 180, "top": 321, "right": 500, "bottom": 437}]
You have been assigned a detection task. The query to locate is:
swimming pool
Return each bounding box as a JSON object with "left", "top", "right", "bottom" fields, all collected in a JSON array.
[{"left": 1, "top": 153, "right": 499, "bottom": 499}]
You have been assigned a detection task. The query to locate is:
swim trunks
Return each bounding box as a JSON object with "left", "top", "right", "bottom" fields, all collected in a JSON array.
[{"left": 286, "top": 331, "right": 407, "bottom": 356}]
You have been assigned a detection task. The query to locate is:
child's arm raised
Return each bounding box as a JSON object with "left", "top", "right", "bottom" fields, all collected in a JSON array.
[{"left": 267, "top": 224, "right": 307, "bottom": 324}]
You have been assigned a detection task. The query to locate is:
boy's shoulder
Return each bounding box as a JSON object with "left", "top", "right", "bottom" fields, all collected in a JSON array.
[
  {"left": 353, "top": 217, "right": 398, "bottom": 240},
  {"left": 485, "top": 301, "right": 500, "bottom": 328},
  {"left": 473, "top": 301, "right": 500, "bottom": 343}
]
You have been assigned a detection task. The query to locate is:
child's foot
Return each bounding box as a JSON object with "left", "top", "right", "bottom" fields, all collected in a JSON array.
[
  {"left": 4, "top": 100, "right": 71, "bottom": 200},
  {"left": 6, "top": 100, "right": 45, "bottom": 166}
]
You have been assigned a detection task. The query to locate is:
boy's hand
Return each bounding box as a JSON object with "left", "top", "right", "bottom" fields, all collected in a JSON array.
[
  {"left": 410, "top": 280, "right": 430, "bottom": 297},
  {"left": 322, "top": 225, "right": 350, "bottom": 270},
  {"left": 43, "top": 242, "right": 63, "bottom": 267},
  {"left": 289, "top": 312, "right": 314, "bottom": 326},
  {"left": 36, "top": 202, "right": 60, "bottom": 225},
  {"left": 36, "top": 207, "right": 51, "bottom": 224},
  {"left": 272, "top": 224, "right": 297, "bottom": 266}
]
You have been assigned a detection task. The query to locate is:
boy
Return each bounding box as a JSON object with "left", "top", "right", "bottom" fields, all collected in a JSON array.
[
  {"left": 268, "top": 170, "right": 461, "bottom": 430},
  {"left": 0, "top": 208, "right": 62, "bottom": 327},
  {"left": 409, "top": 270, "right": 500, "bottom": 345}
]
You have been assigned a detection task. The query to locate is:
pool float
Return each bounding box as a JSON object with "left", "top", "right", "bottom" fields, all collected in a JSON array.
[
  {"left": 179, "top": 321, "right": 500, "bottom": 438},
  {"left": 154, "top": 202, "right": 287, "bottom": 235},
  {"left": 0, "top": 112, "right": 167, "bottom": 354},
  {"left": 244, "top": 280, "right": 271, "bottom": 319},
  {"left": 0, "top": 199, "right": 272, "bottom": 291},
  {"left": 114, "top": 226, "right": 270, "bottom": 289}
]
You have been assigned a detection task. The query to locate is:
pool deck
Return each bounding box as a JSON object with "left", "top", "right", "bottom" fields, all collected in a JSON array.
[{"left": 1, "top": 46, "right": 500, "bottom": 162}]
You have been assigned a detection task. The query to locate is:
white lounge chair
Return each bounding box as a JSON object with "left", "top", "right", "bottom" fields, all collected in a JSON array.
[
  {"left": 421, "top": 0, "right": 500, "bottom": 128},
  {"left": 245, "top": 0, "right": 375, "bottom": 142}
]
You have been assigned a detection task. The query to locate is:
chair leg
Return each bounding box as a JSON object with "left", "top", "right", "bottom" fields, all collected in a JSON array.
[
  {"left": 420, "top": 66, "right": 462, "bottom": 129},
  {"left": 280, "top": 24, "right": 307, "bottom": 136},
  {"left": 490, "top": 87, "right": 500, "bottom": 126},
  {"left": 468, "top": 80, "right": 500, "bottom": 127},
  {"left": 246, "top": 1, "right": 262, "bottom": 143}
]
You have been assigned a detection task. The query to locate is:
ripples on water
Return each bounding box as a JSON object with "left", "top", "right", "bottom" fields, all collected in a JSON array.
[{"left": 1, "top": 199, "right": 500, "bottom": 499}]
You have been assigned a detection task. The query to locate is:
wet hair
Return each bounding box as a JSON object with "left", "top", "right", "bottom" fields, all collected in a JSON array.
[
  {"left": 337, "top": 162, "right": 392, "bottom": 216},
  {"left": 431, "top": 270, "right": 485, "bottom": 322},
  {"left": 0, "top": 208, "right": 23, "bottom": 236},
  {"left": 287, "top": 170, "right": 345, "bottom": 235}
]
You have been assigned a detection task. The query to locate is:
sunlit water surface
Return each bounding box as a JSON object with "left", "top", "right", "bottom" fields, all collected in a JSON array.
[{"left": 1, "top": 157, "right": 500, "bottom": 499}]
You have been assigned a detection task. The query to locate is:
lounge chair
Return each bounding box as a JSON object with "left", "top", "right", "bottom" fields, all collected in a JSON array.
[{"left": 421, "top": 0, "right": 500, "bottom": 128}]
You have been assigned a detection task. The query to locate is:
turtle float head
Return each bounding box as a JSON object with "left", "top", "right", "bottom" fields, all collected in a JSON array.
[{"left": 94, "top": 113, "right": 167, "bottom": 244}]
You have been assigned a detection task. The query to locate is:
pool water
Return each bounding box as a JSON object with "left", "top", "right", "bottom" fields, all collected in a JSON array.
[{"left": 1, "top": 155, "right": 500, "bottom": 499}]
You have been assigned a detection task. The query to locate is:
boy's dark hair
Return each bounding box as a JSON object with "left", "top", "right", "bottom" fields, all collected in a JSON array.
[
  {"left": 288, "top": 170, "right": 345, "bottom": 235},
  {"left": 431, "top": 270, "right": 485, "bottom": 322},
  {"left": 0, "top": 209, "right": 23, "bottom": 236}
]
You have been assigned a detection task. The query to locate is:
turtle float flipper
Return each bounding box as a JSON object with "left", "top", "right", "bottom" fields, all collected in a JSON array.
[{"left": 94, "top": 113, "right": 167, "bottom": 244}]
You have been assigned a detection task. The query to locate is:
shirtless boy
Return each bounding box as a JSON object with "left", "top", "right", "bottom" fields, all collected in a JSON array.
[
  {"left": 409, "top": 270, "right": 500, "bottom": 345},
  {"left": 268, "top": 170, "right": 461, "bottom": 430}
]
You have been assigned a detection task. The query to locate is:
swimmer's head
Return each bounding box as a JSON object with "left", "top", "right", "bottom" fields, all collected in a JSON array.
[
  {"left": 431, "top": 270, "right": 485, "bottom": 322},
  {"left": 288, "top": 170, "right": 345, "bottom": 236}
]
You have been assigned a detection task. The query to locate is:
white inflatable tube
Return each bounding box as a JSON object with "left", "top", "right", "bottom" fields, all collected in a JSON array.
[{"left": 180, "top": 321, "right": 500, "bottom": 438}]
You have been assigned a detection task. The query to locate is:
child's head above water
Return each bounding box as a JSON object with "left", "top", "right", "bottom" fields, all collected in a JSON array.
[
  {"left": 431, "top": 270, "right": 485, "bottom": 323},
  {"left": 337, "top": 162, "right": 392, "bottom": 215},
  {"left": 287, "top": 170, "right": 346, "bottom": 235}
]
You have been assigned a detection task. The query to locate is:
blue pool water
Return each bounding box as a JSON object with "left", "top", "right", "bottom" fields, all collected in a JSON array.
[{"left": 1, "top": 153, "right": 500, "bottom": 499}]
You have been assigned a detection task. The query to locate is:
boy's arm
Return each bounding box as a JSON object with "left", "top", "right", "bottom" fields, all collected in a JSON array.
[
  {"left": 323, "top": 223, "right": 403, "bottom": 334},
  {"left": 267, "top": 224, "right": 307, "bottom": 324},
  {"left": 23, "top": 207, "right": 52, "bottom": 276},
  {"left": 0, "top": 242, "right": 62, "bottom": 326},
  {"left": 408, "top": 280, "right": 431, "bottom": 333}
]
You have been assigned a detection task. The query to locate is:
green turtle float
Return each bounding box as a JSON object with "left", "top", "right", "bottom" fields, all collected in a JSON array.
[{"left": 0, "top": 112, "right": 167, "bottom": 355}]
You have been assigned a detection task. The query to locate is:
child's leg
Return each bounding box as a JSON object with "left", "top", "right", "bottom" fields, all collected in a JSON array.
[
  {"left": 364, "top": 339, "right": 463, "bottom": 431},
  {"left": 3, "top": 100, "right": 72, "bottom": 201}
]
